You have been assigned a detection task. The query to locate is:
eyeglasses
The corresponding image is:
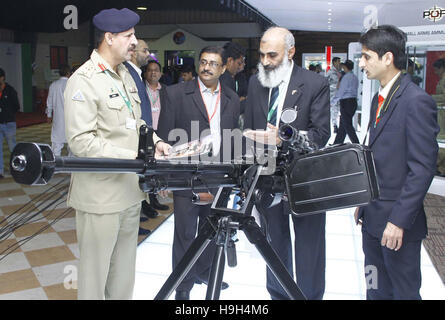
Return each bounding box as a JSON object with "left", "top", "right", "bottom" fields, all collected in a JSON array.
[
  {"left": 199, "top": 59, "right": 221, "bottom": 68},
  {"left": 138, "top": 48, "right": 150, "bottom": 53}
]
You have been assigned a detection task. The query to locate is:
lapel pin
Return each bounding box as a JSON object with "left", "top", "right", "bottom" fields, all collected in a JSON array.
[{"left": 292, "top": 89, "right": 297, "bottom": 95}]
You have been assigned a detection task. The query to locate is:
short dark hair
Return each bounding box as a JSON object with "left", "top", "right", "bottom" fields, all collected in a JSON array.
[
  {"left": 309, "top": 64, "right": 316, "bottom": 71},
  {"left": 223, "top": 42, "right": 246, "bottom": 63},
  {"left": 433, "top": 58, "right": 445, "bottom": 69},
  {"left": 0, "top": 67, "right": 5, "bottom": 78},
  {"left": 199, "top": 46, "right": 226, "bottom": 66},
  {"left": 146, "top": 60, "right": 162, "bottom": 72},
  {"left": 342, "top": 60, "right": 354, "bottom": 71},
  {"left": 59, "top": 64, "right": 71, "bottom": 77},
  {"left": 332, "top": 57, "right": 340, "bottom": 64},
  {"left": 94, "top": 28, "right": 107, "bottom": 48},
  {"left": 181, "top": 64, "right": 195, "bottom": 74},
  {"left": 359, "top": 25, "right": 407, "bottom": 70}
]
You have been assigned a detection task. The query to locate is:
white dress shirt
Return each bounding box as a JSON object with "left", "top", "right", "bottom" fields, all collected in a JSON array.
[
  {"left": 269, "top": 60, "right": 294, "bottom": 127},
  {"left": 364, "top": 71, "right": 401, "bottom": 145},
  {"left": 126, "top": 61, "right": 142, "bottom": 80},
  {"left": 198, "top": 77, "right": 221, "bottom": 156},
  {"left": 46, "top": 76, "right": 68, "bottom": 143}
]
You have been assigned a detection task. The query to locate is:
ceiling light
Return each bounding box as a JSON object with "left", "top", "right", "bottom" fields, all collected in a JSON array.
[
  {"left": 328, "top": 2, "right": 332, "bottom": 5},
  {"left": 328, "top": 21, "right": 331, "bottom": 24},
  {"left": 137, "top": 6, "right": 148, "bottom": 11},
  {"left": 328, "top": 9, "right": 332, "bottom": 12},
  {"left": 328, "top": 12, "right": 332, "bottom": 15}
]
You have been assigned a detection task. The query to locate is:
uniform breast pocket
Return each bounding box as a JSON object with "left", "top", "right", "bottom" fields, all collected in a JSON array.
[
  {"left": 130, "top": 93, "right": 142, "bottom": 119},
  {"left": 107, "top": 97, "right": 126, "bottom": 125}
]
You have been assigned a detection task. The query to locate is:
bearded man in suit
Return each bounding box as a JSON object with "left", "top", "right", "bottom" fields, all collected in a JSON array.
[{"left": 244, "top": 27, "right": 330, "bottom": 300}]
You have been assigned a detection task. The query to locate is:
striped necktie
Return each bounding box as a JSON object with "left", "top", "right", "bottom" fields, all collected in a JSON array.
[
  {"left": 375, "top": 95, "right": 385, "bottom": 126},
  {"left": 268, "top": 86, "right": 279, "bottom": 125}
]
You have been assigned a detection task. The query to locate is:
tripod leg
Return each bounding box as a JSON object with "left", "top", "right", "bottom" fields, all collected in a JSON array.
[
  {"left": 205, "top": 243, "right": 226, "bottom": 300},
  {"left": 242, "top": 218, "right": 306, "bottom": 300},
  {"left": 154, "top": 218, "right": 217, "bottom": 300}
]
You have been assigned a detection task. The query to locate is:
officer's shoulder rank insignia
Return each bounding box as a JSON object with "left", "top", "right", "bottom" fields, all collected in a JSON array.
[{"left": 77, "top": 61, "right": 95, "bottom": 78}]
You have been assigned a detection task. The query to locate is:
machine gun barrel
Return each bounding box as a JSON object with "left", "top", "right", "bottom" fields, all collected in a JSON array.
[
  {"left": 9, "top": 142, "right": 241, "bottom": 187},
  {"left": 54, "top": 157, "right": 145, "bottom": 173},
  {"left": 54, "top": 157, "right": 237, "bottom": 175}
]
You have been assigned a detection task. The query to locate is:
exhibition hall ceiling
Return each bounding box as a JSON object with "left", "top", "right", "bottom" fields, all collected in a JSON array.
[
  {"left": 1, "top": 0, "right": 443, "bottom": 33},
  {"left": 244, "top": 0, "right": 444, "bottom": 32}
]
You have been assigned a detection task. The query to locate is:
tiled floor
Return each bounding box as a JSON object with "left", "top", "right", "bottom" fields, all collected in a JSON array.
[{"left": 0, "top": 174, "right": 79, "bottom": 299}]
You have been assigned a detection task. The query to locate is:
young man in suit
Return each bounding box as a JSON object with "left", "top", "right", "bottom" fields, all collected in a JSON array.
[
  {"left": 244, "top": 27, "right": 330, "bottom": 300},
  {"left": 356, "top": 25, "right": 439, "bottom": 300},
  {"left": 157, "top": 46, "right": 240, "bottom": 300}
]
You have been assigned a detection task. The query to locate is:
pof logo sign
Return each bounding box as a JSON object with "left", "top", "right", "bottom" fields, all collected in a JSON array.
[{"left": 423, "top": 5, "right": 445, "bottom": 22}]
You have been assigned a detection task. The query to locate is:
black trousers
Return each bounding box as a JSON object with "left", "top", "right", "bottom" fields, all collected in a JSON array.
[
  {"left": 333, "top": 98, "right": 359, "bottom": 144},
  {"left": 362, "top": 229, "right": 422, "bottom": 300},
  {"left": 261, "top": 201, "right": 326, "bottom": 300},
  {"left": 172, "top": 194, "right": 217, "bottom": 292}
]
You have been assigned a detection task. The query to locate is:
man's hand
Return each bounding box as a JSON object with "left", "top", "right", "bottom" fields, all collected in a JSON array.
[
  {"left": 381, "top": 222, "right": 404, "bottom": 251},
  {"left": 243, "top": 123, "right": 281, "bottom": 146},
  {"left": 155, "top": 141, "right": 171, "bottom": 159},
  {"left": 266, "top": 123, "right": 282, "bottom": 146},
  {"left": 354, "top": 207, "right": 362, "bottom": 225}
]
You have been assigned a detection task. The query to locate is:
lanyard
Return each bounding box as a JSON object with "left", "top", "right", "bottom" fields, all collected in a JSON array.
[
  {"left": 198, "top": 81, "right": 221, "bottom": 123},
  {"left": 98, "top": 63, "right": 133, "bottom": 113},
  {"left": 146, "top": 83, "right": 159, "bottom": 106}
]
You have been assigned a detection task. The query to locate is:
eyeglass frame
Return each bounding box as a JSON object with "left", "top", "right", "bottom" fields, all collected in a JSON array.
[
  {"left": 137, "top": 48, "right": 150, "bottom": 53},
  {"left": 199, "top": 59, "right": 222, "bottom": 68}
]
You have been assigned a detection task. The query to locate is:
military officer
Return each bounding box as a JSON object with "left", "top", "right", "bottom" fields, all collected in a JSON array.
[{"left": 64, "top": 8, "right": 169, "bottom": 300}]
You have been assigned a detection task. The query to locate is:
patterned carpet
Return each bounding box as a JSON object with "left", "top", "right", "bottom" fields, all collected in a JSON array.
[
  {"left": 423, "top": 193, "right": 445, "bottom": 285},
  {"left": 0, "top": 122, "right": 172, "bottom": 299}
]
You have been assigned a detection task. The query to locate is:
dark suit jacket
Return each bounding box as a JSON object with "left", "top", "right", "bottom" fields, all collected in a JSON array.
[
  {"left": 219, "top": 71, "right": 236, "bottom": 94},
  {"left": 0, "top": 83, "right": 20, "bottom": 123},
  {"left": 123, "top": 62, "right": 153, "bottom": 127},
  {"left": 358, "top": 74, "right": 439, "bottom": 241},
  {"left": 244, "top": 63, "right": 331, "bottom": 149},
  {"left": 157, "top": 78, "right": 240, "bottom": 196}
]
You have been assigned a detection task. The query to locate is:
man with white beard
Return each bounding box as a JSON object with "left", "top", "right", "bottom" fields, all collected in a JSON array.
[{"left": 244, "top": 27, "right": 330, "bottom": 300}]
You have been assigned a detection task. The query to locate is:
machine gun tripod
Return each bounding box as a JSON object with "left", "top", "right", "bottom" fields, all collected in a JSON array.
[{"left": 154, "top": 165, "right": 306, "bottom": 300}]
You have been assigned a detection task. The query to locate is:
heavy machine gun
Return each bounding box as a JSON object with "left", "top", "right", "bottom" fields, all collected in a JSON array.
[{"left": 8, "top": 108, "right": 379, "bottom": 299}]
